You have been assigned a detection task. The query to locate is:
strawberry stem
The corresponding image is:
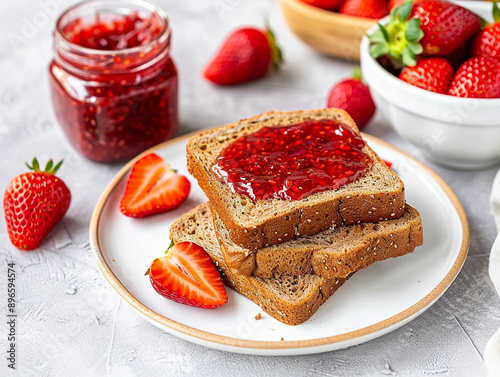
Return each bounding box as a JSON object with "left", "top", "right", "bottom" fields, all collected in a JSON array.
[
  {"left": 165, "top": 239, "right": 175, "bottom": 256},
  {"left": 352, "top": 67, "right": 362, "bottom": 81}
]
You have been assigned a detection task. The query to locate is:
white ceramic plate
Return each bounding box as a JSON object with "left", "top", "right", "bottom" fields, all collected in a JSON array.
[{"left": 89, "top": 133, "right": 469, "bottom": 356}]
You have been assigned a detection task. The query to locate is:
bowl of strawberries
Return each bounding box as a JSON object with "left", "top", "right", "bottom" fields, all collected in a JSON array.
[
  {"left": 280, "top": 0, "right": 391, "bottom": 61},
  {"left": 360, "top": 0, "right": 500, "bottom": 169}
]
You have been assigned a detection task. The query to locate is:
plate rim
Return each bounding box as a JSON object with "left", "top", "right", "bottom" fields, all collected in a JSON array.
[{"left": 89, "top": 131, "right": 470, "bottom": 351}]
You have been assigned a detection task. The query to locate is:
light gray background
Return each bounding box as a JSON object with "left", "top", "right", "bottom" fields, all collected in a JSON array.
[{"left": 0, "top": 0, "right": 498, "bottom": 375}]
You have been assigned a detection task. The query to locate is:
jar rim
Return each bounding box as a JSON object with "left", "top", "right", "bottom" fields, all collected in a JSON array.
[{"left": 55, "top": 0, "right": 170, "bottom": 56}]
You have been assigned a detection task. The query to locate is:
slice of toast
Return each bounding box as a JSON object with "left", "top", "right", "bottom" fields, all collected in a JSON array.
[
  {"left": 169, "top": 203, "right": 350, "bottom": 326},
  {"left": 214, "top": 203, "right": 423, "bottom": 278},
  {"left": 186, "top": 109, "right": 405, "bottom": 251}
]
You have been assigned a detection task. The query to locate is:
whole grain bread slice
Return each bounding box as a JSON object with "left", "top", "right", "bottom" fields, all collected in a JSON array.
[
  {"left": 186, "top": 109, "right": 405, "bottom": 251},
  {"left": 214, "top": 202, "right": 423, "bottom": 279},
  {"left": 169, "top": 203, "right": 349, "bottom": 326}
]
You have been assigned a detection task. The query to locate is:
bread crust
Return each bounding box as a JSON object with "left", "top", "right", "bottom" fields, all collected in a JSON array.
[
  {"left": 169, "top": 203, "right": 349, "bottom": 326},
  {"left": 186, "top": 109, "right": 405, "bottom": 251},
  {"left": 214, "top": 203, "right": 423, "bottom": 278}
]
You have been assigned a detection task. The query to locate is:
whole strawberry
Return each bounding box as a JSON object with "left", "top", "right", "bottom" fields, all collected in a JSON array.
[
  {"left": 369, "top": 0, "right": 481, "bottom": 68},
  {"left": 3, "top": 158, "right": 71, "bottom": 250},
  {"left": 412, "top": 0, "right": 481, "bottom": 56},
  {"left": 472, "top": 2, "right": 500, "bottom": 62},
  {"left": 299, "top": 0, "right": 343, "bottom": 10},
  {"left": 339, "top": 0, "right": 388, "bottom": 19},
  {"left": 326, "top": 68, "right": 376, "bottom": 129},
  {"left": 399, "top": 57, "right": 454, "bottom": 94},
  {"left": 203, "top": 26, "right": 282, "bottom": 85},
  {"left": 448, "top": 56, "right": 500, "bottom": 98}
]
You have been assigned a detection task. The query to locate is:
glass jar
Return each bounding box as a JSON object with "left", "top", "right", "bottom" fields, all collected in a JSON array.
[{"left": 49, "top": 0, "right": 178, "bottom": 163}]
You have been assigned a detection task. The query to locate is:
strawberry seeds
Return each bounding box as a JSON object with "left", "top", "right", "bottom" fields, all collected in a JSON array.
[{"left": 212, "top": 119, "right": 373, "bottom": 201}]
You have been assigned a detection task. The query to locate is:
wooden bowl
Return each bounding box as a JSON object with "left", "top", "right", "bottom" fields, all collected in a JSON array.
[{"left": 280, "top": 0, "right": 377, "bottom": 61}]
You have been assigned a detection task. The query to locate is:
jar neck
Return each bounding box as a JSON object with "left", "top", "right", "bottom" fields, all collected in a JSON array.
[{"left": 53, "top": 0, "right": 171, "bottom": 79}]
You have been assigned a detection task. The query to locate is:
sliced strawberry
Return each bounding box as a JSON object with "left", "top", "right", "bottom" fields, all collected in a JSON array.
[
  {"left": 382, "top": 159, "right": 393, "bottom": 168},
  {"left": 148, "top": 241, "right": 228, "bottom": 309},
  {"left": 120, "top": 153, "right": 190, "bottom": 218}
]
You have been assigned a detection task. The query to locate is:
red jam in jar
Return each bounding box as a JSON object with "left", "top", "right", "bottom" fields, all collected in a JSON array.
[
  {"left": 49, "top": 0, "right": 178, "bottom": 162},
  {"left": 212, "top": 119, "right": 373, "bottom": 201}
]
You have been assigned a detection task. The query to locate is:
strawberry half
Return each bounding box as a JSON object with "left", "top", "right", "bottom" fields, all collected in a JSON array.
[
  {"left": 203, "top": 26, "right": 282, "bottom": 85},
  {"left": 369, "top": 0, "right": 481, "bottom": 68},
  {"left": 120, "top": 153, "right": 190, "bottom": 218},
  {"left": 382, "top": 159, "right": 393, "bottom": 169},
  {"left": 148, "top": 241, "right": 228, "bottom": 309},
  {"left": 3, "top": 158, "right": 71, "bottom": 250}
]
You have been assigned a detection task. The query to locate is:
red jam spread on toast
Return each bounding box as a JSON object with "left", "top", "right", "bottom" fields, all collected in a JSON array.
[{"left": 212, "top": 119, "right": 373, "bottom": 201}]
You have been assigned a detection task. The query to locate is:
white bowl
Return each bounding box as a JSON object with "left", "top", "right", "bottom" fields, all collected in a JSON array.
[{"left": 360, "top": 1, "right": 500, "bottom": 170}]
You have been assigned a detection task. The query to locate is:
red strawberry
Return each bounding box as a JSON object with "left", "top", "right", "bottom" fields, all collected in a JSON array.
[
  {"left": 298, "top": 0, "right": 343, "bottom": 10},
  {"left": 3, "top": 158, "right": 71, "bottom": 250},
  {"left": 326, "top": 68, "right": 376, "bottom": 129},
  {"left": 388, "top": 0, "right": 407, "bottom": 11},
  {"left": 382, "top": 159, "right": 393, "bottom": 168},
  {"left": 412, "top": 1, "right": 481, "bottom": 56},
  {"left": 339, "top": 0, "right": 388, "bottom": 19},
  {"left": 399, "top": 57, "right": 454, "bottom": 94},
  {"left": 448, "top": 56, "right": 500, "bottom": 98},
  {"left": 369, "top": 0, "right": 480, "bottom": 68},
  {"left": 120, "top": 153, "right": 190, "bottom": 218},
  {"left": 148, "top": 241, "right": 228, "bottom": 309},
  {"left": 203, "top": 26, "right": 282, "bottom": 85},
  {"left": 472, "top": 2, "right": 500, "bottom": 63}
]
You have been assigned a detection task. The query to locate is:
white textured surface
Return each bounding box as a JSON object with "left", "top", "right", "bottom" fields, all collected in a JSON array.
[{"left": 0, "top": 0, "right": 498, "bottom": 376}]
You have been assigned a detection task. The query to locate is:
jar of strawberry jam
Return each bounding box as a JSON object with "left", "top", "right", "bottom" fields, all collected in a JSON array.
[{"left": 49, "top": 0, "right": 178, "bottom": 162}]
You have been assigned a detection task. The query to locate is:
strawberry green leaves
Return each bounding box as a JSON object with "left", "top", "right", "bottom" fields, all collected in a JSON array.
[
  {"left": 265, "top": 25, "right": 283, "bottom": 72},
  {"left": 25, "top": 157, "right": 63, "bottom": 175},
  {"left": 368, "top": 0, "right": 423, "bottom": 68},
  {"left": 494, "top": 1, "right": 500, "bottom": 24}
]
